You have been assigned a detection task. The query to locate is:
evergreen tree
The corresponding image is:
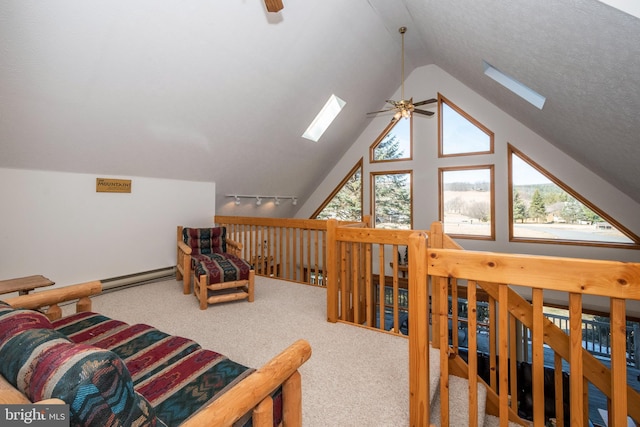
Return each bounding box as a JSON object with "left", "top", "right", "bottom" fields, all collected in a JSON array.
[
  {"left": 373, "top": 134, "right": 403, "bottom": 160},
  {"left": 528, "top": 189, "right": 547, "bottom": 223},
  {"left": 374, "top": 173, "right": 411, "bottom": 228},
  {"left": 513, "top": 191, "right": 527, "bottom": 223},
  {"left": 316, "top": 169, "right": 362, "bottom": 221},
  {"left": 561, "top": 198, "right": 582, "bottom": 224}
]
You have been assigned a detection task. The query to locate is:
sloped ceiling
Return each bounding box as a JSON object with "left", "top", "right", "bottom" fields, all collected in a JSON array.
[{"left": 1, "top": 1, "right": 638, "bottom": 213}]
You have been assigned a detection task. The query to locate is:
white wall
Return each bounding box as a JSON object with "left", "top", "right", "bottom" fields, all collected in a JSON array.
[
  {"left": 0, "top": 168, "right": 216, "bottom": 287},
  {"left": 297, "top": 65, "right": 640, "bottom": 264}
]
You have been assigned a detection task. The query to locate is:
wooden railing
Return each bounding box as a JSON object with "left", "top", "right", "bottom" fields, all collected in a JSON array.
[
  {"left": 324, "top": 218, "right": 640, "bottom": 427},
  {"left": 215, "top": 216, "right": 365, "bottom": 286},
  {"left": 410, "top": 222, "right": 640, "bottom": 427},
  {"left": 326, "top": 218, "right": 426, "bottom": 334}
]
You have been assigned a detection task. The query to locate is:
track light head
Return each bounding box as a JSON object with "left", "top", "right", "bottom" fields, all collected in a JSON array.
[
  {"left": 292, "top": 197, "right": 297, "bottom": 206},
  {"left": 234, "top": 196, "right": 240, "bottom": 205},
  {"left": 255, "top": 197, "right": 262, "bottom": 206}
]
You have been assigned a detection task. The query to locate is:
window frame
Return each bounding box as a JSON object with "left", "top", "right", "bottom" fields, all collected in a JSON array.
[
  {"left": 438, "top": 164, "right": 496, "bottom": 240},
  {"left": 370, "top": 169, "right": 414, "bottom": 230},
  {"left": 438, "top": 93, "right": 494, "bottom": 158},
  {"left": 508, "top": 144, "right": 640, "bottom": 248},
  {"left": 369, "top": 117, "right": 413, "bottom": 163},
  {"left": 311, "top": 158, "right": 363, "bottom": 220}
]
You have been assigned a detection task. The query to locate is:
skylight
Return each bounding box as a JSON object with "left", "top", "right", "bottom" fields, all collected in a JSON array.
[
  {"left": 482, "top": 60, "right": 546, "bottom": 110},
  {"left": 597, "top": 0, "right": 640, "bottom": 19},
  {"left": 302, "top": 94, "right": 346, "bottom": 142}
]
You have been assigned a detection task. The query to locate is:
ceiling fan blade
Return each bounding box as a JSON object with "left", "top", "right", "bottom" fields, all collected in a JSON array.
[
  {"left": 367, "top": 108, "right": 396, "bottom": 116},
  {"left": 264, "top": 0, "right": 284, "bottom": 12},
  {"left": 413, "top": 109, "right": 435, "bottom": 117},
  {"left": 413, "top": 98, "right": 437, "bottom": 107}
]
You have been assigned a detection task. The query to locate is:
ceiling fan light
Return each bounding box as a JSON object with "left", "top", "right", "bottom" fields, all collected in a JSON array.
[
  {"left": 402, "top": 109, "right": 410, "bottom": 119},
  {"left": 394, "top": 111, "right": 402, "bottom": 121}
]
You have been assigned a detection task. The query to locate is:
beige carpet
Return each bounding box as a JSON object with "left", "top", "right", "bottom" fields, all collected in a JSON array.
[{"left": 67, "top": 276, "right": 409, "bottom": 426}]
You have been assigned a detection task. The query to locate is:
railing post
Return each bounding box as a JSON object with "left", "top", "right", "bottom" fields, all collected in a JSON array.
[
  {"left": 408, "top": 231, "right": 429, "bottom": 427},
  {"left": 429, "top": 222, "right": 444, "bottom": 347},
  {"left": 326, "top": 219, "right": 339, "bottom": 323}
]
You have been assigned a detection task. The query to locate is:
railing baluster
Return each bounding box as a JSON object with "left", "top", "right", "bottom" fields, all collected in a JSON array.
[
  {"left": 352, "top": 242, "right": 360, "bottom": 324},
  {"left": 468, "top": 280, "right": 478, "bottom": 427},
  {"left": 532, "top": 288, "right": 544, "bottom": 427},
  {"left": 365, "top": 243, "right": 373, "bottom": 329},
  {"left": 509, "top": 315, "right": 518, "bottom": 413},
  {"left": 498, "top": 284, "right": 509, "bottom": 426},
  {"left": 569, "top": 292, "right": 584, "bottom": 427},
  {"left": 554, "top": 353, "right": 564, "bottom": 427},
  {"left": 489, "top": 296, "right": 497, "bottom": 393},
  {"left": 452, "top": 278, "right": 459, "bottom": 350},
  {"left": 610, "top": 297, "right": 627, "bottom": 427}
]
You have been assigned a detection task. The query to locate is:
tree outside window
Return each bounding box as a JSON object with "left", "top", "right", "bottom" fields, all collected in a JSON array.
[{"left": 371, "top": 170, "right": 412, "bottom": 230}]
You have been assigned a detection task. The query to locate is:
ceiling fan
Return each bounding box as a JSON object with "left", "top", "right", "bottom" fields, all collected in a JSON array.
[
  {"left": 265, "top": 0, "right": 284, "bottom": 13},
  {"left": 367, "top": 27, "right": 436, "bottom": 121}
]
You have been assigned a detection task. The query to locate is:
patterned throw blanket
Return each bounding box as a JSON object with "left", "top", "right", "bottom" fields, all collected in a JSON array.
[{"left": 53, "top": 312, "right": 256, "bottom": 426}]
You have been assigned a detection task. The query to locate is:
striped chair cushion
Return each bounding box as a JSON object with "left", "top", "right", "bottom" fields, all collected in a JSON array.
[{"left": 193, "top": 253, "right": 252, "bottom": 284}]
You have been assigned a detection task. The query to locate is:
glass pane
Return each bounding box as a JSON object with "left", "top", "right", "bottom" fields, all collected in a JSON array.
[
  {"left": 373, "top": 172, "right": 412, "bottom": 229},
  {"left": 442, "top": 168, "right": 492, "bottom": 236},
  {"left": 441, "top": 102, "right": 491, "bottom": 155},
  {"left": 315, "top": 167, "right": 362, "bottom": 221},
  {"left": 372, "top": 119, "right": 411, "bottom": 161},
  {"left": 511, "top": 154, "right": 633, "bottom": 244}
]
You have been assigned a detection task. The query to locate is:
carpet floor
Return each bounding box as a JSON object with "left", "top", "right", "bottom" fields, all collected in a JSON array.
[{"left": 67, "top": 276, "right": 409, "bottom": 426}]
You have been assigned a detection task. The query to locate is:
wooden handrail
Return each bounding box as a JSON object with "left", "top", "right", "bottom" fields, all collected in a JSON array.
[
  {"left": 181, "top": 339, "right": 312, "bottom": 427},
  {"left": 5, "top": 281, "right": 102, "bottom": 320}
]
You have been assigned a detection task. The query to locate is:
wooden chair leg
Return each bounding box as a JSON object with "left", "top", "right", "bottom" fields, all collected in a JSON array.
[
  {"left": 248, "top": 270, "right": 255, "bottom": 303},
  {"left": 183, "top": 258, "right": 192, "bottom": 295},
  {"left": 198, "top": 274, "right": 208, "bottom": 310}
]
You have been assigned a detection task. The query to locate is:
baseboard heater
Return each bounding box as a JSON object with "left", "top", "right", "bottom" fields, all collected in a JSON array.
[{"left": 101, "top": 266, "right": 176, "bottom": 292}]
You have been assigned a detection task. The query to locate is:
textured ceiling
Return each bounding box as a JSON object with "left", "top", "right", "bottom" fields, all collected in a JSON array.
[{"left": 0, "top": 0, "right": 638, "bottom": 212}]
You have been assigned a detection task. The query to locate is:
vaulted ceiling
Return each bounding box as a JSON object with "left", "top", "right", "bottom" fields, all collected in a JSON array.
[{"left": 1, "top": 1, "right": 638, "bottom": 213}]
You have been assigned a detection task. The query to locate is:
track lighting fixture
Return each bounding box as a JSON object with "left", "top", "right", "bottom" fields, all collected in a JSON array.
[{"left": 226, "top": 194, "right": 298, "bottom": 206}]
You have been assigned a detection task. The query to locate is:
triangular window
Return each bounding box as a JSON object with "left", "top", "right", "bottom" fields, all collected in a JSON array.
[
  {"left": 439, "top": 94, "right": 493, "bottom": 157},
  {"left": 312, "top": 159, "right": 363, "bottom": 221},
  {"left": 370, "top": 118, "right": 412, "bottom": 162},
  {"left": 509, "top": 144, "right": 639, "bottom": 247}
]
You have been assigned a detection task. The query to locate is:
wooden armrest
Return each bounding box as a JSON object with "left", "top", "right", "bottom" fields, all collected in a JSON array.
[
  {"left": 4, "top": 281, "right": 102, "bottom": 311},
  {"left": 0, "top": 376, "right": 31, "bottom": 404},
  {"left": 182, "top": 339, "right": 311, "bottom": 427},
  {"left": 226, "top": 238, "right": 243, "bottom": 251},
  {"left": 178, "top": 241, "right": 192, "bottom": 255},
  {"left": 35, "top": 398, "right": 66, "bottom": 405}
]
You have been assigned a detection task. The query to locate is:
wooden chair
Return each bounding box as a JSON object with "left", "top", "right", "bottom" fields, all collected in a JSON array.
[{"left": 177, "top": 226, "right": 255, "bottom": 310}]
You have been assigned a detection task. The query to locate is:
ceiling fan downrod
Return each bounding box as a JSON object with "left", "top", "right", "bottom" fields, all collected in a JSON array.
[{"left": 399, "top": 26, "right": 407, "bottom": 102}]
